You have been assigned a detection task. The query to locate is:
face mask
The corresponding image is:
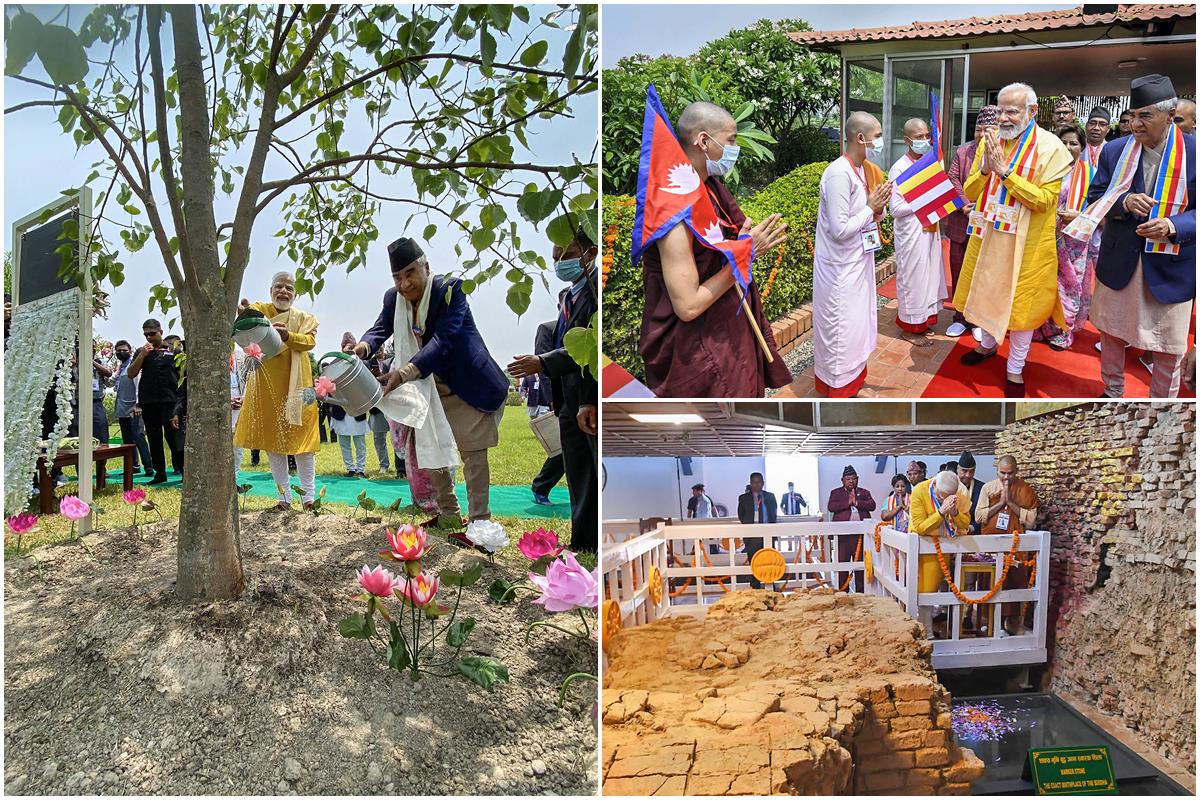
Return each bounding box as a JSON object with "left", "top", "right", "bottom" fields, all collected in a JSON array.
[
  {"left": 702, "top": 135, "right": 740, "bottom": 177},
  {"left": 910, "top": 139, "right": 931, "bottom": 155},
  {"left": 116, "top": 351, "right": 130, "bottom": 362},
  {"left": 554, "top": 257, "right": 584, "bottom": 282},
  {"left": 866, "top": 135, "right": 885, "bottom": 155}
]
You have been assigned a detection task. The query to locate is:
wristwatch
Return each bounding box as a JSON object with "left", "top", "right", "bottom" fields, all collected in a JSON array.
[{"left": 1001, "top": 168, "right": 1012, "bottom": 181}]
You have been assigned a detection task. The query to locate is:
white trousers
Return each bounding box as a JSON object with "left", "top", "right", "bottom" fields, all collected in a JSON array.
[
  {"left": 981, "top": 329, "right": 1034, "bottom": 375},
  {"left": 268, "top": 452, "right": 316, "bottom": 503}
]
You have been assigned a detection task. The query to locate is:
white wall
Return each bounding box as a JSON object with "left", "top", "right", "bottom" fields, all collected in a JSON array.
[
  {"left": 602, "top": 455, "right": 766, "bottom": 520},
  {"left": 815, "top": 454, "right": 996, "bottom": 518}
]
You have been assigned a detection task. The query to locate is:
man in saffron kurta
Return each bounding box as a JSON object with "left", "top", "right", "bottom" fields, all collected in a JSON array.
[
  {"left": 233, "top": 271, "right": 320, "bottom": 508},
  {"left": 974, "top": 455, "right": 1039, "bottom": 635},
  {"left": 889, "top": 118, "right": 948, "bottom": 343},
  {"left": 955, "top": 83, "right": 1074, "bottom": 397},
  {"left": 908, "top": 471, "right": 973, "bottom": 636},
  {"left": 640, "top": 101, "right": 790, "bottom": 397},
  {"left": 813, "top": 112, "right": 894, "bottom": 396}
]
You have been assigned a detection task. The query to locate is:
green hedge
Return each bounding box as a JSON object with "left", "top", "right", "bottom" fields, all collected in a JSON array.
[{"left": 602, "top": 162, "right": 894, "bottom": 383}]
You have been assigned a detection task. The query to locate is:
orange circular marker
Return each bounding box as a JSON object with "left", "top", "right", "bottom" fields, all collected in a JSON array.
[
  {"left": 601, "top": 599, "right": 622, "bottom": 652},
  {"left": 750, "top": 547, "right": 787, "bottom": 585},
  {"left": 647, "top": 565, "right": 664, "bottom": 606},
  {"left": 863, "top": 548, "right": 874, "bottom": 584}
]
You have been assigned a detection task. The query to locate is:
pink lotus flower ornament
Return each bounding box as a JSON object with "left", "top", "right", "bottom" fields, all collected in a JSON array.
[
  {"left": 7, "top": 513, "right": 38, "bottom": 534},
  {"left": 243, "top": 342, "right": 264, "bottom": 359},
  {"left": 123, "top": 488, "right": 147, "bottom": 505},
  {"left": 314, "top": 375, "right": 337, "bottom": 399},
  {"left": 529, "top": 551, "right": 599, "bottom": 613},
  {"left": 59, "top": 495, "right": 91, "bottom": 521},
  {"left": 398, "top": 571, "right": 440, "bottom": 608},
  {"left": 357, "top": 565, "right": 403, "bottom": 598},
  {"left": 517, "top": 528, "right": 562, "bottom": 560},
  {"left": 384, "top": 524, "right": 427, "bottom": 562}
]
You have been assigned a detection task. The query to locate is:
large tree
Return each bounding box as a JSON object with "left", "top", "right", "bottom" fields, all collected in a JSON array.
[{"left": 5, "top": 4, "right": 598, "bottom": 600}]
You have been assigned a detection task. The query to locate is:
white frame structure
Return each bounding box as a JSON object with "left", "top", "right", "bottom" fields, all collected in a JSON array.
[
  {"left": 11, "top": 189, "right": 95, "bottom": 533},
  {"left": 602, "top": 519, "right": 1050, "bottom": 671}
]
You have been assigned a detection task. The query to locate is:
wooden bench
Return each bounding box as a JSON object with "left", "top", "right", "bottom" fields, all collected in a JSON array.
[{"left": 36, "top": 443, "right": 136, "bottom": 514}]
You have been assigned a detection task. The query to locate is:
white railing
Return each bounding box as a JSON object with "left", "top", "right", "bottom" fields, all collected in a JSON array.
[
  {"left": 602, "top": 518, "right": 643, "bottom": 545},
  {"left": 602, "top": 528, "right": 669, "bottom": 629},
  {"left": 601, "top": 521, "right": 1052, "bottom": 672},
  {"left": 870, "top": 526, "right": 1051, "bottom": 669}
]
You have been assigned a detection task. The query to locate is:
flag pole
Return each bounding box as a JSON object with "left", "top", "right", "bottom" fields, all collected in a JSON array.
[{"left": 740, "top": 292, "right": 773, "bottom": 363}]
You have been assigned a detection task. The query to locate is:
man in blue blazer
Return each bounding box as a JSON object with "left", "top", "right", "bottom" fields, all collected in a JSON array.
[
  {"left": 1088, "top": 74, "right": 1195, "bottom": 397},
  {"left": 355, "top": 238, "right": 509, "bottom": 536}
]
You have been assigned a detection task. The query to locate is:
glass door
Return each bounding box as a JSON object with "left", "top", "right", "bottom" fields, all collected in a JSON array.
[{"left": 883, "top": 56, "right": 967, "bottom": 169}]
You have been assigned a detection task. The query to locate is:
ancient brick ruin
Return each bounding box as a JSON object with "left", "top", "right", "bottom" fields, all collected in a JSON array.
[
  {"left": 996, "top": 402, "right": 1196, "bottom": 773},
  {"left": 602, "top": 590, "right": 985, "bottom": 795}
]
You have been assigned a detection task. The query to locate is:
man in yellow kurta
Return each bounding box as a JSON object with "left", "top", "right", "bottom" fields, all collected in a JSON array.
[
  {"left": 954, "top": 82, "right": 1074, "bottom": 398},
  {"left": 908, "top": 470, "right": 973, "bottom": 637},
  {"left": 233, "top": 271, "right": 321, "bottom": 509}
]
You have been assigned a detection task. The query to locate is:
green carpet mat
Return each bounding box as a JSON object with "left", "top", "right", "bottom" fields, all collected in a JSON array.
[{"left": 67, "top": 468, "right": 570, "bottom": 520}]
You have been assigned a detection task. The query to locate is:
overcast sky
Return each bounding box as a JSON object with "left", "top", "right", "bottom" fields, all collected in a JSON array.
[
  {"left": 4, "top": 6, "right": 597, "bottom": 363},
  {"left": 601, "top": 3, "right": 1078, "bottom": 66}
]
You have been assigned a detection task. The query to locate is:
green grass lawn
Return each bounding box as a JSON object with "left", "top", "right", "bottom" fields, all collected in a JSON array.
[{"left": 5, "top": 406, "right": 591, "bottom": 565}]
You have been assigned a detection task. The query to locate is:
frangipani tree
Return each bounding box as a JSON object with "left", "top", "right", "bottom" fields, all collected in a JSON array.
[{"left": 5, "top": 3, "right": 598, "bottom": 600}]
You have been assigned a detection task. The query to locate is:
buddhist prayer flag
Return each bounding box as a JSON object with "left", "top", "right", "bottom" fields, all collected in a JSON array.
[
  {"left": 894, "top": 92, "right": 964, "bottom": 227},
  {"left": 631, "top": 84, "right": 755, "bottom": 294},
  {"left": 1146, "top": 123, "right": 1188, "bottom": 255}
]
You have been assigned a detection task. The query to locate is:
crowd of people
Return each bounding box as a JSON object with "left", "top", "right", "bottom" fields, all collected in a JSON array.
[
  {"left": 635, "top": 74, "right": 1194, "bottom": 399},
  {"left": 52, "top": 231, "right": 599, "bottom": 554},
  {"left": 720, "top": 451, "right": 1041, "bottom": 639}
]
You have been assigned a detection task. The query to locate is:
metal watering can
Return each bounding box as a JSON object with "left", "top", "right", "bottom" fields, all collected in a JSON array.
[
  {"left": 317, "top": 351, "right": 383, "bottom": 417},
  {"left": 232, "top": 316, "right": 284, "bottom": 360}
]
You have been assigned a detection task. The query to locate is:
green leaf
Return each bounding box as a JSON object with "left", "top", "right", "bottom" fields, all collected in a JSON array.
[
  {"left": 516, "top": 188, "right": 563, "bottom": 224},
  {"left": 479, "top": 25, "right": 496, "bottom": 71},
  {"left": 439, "top": 568, "right": 464, "bottom": 587},
  {"left": 519, "top": 40, "right": 549, "bottom": 67},
  {"left": 488, "top": 578, "right": 516, "bottom": 604},
  {"left": 422, "top": 223, "right": 437, "bottom": 241},
  {"left": 36, "top": 24, "right": 90, "bottom": 85},
  {"left": 355, "top": 20, "right": 383, "bottom": 50},
  {"left": 460, "top": 561, "right": 483, "bottom": 587},
  {"left": 5, "top": 13, "right": 42, "bottom": 76},
  {"left": 456, "top": 656, "right": 510, "bottom": 690},
  {"left": 470, "top": 227, "right": 495, "bottom": 252},
  {"left": 386, "top": 621, "right": 410, "bottom": 671},
  {"left": 563, "top": 314, "right": 598, "bottom": 379},
  {"left": 338, "top": 612, "right": 375, "bottom": 640},
  {"left": 505, "top": 280, "right": 532, "bottom": 316},
  {"left": 546, "top": 213, "right": 578, "bottom": 248},
  {"left": 446, "top": 618, "right": 476, "bottom": 647},
  {"left": 562, "top": 10, "right": 587, "bottom": 78}
]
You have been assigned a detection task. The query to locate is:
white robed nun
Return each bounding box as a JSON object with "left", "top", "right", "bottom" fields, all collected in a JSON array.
[{"left": 889, "top": 152, "right": 948, "bottom": 332}]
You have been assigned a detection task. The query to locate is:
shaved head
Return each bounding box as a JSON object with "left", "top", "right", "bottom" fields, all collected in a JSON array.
[
  {"left": 1175, "top": 99, "right": 1196, "bottom": 134},
  {"left": 845, "top": 111, "right": 881, "bottom": 143},
  {"left": 904, "top": 118, "right": 930, "bottom": 137},
  {"left": 997, "top": 455, "right": 1018, "bottom": 469},
  {"left": 677, "top": 101, "right": 736, "bottom": 146}
]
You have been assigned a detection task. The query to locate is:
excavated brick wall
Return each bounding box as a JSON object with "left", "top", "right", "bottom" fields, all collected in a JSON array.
[
  {"left": 995, "top": 402, "right": 1196, "bottom": 771},
  {"left": 602, "top": 590, "right": 985, "bottom": 795}
]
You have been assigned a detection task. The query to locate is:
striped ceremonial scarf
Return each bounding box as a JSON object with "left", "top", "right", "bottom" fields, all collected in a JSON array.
[
  {"left": 981, "top": 120, "right": 1039, "bottom": 233},
  {"left": 929, "top": 482, "right": 958, "bottom": 537},
  {"left": 886, "top": 491, "right": 909, "bottom": 532},
  {"left": 1064, "top": 134, "right": 1143, "bottom": 244},
  {"left": 1064, "top": 156, "right": 1096, "bottom": 212},
  {"left": 1146, "top": 123, "right": 1188, "bottom": 255}
]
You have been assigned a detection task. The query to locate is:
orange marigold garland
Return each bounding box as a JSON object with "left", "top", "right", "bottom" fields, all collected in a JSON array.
[
  {"left": 931, "top": 529, "right": 1022, "bottom": 606},
  {"left": 759, "top": 244, "right": 786, "bottom": 302},
  {"left": 602, "top": 223, "right": 618, "bottom": 289}
]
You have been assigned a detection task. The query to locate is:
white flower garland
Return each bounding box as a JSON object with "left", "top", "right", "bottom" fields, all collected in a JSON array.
[{"left": 4, "top": 293, "right": 80, "bottom": 515}]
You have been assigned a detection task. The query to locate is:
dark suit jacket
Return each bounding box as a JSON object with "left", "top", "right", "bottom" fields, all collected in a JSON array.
[
  {"left": 539, "top": 273, "right": 598, "bottom": 419},
  {"left": 1088, "top": 132, "right": 1196, "bottom": 304},
  {"left": 532, "top": 320, "right": 557, "bottom": 409},
  {"left": 737, "top": 490, "right": 778, "bottom": 524},
  {"left": 780, "top": 491, "right": 808, "bottom": 515},
  {"left": 359, "top": 276, "right": 509, "bottom": 413},
  {"left": 826, "top": 487, "right": 877, "bottom": 521}
]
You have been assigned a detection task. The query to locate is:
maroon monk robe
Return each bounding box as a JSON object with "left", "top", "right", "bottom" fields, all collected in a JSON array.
[{"left": 639, "top": 177, "right": 791, "bottom": 397}]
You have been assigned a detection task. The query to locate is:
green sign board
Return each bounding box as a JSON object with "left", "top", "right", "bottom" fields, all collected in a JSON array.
[{"left": 1029, "top": 746, "right": 1118, "bottom": 795}]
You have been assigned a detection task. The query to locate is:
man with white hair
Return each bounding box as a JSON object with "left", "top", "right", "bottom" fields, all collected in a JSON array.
[
  {"left": 888, "top": 117, "right": 948, "bottom": 345},
  {"left": 1082, "top": 74, "right": 1196, "bottom": 397},
  {"left": 953, "top": 82, "right": 1074, "bottom": 397},
  {"left": 813, "top": 111, "right": 894, "bottom": 396},
  {"left": 908, "top": 469, "right": 972, "bottom": 636},
  {"left": 233, "top": 271, "right": 321, "bottom": 508}
]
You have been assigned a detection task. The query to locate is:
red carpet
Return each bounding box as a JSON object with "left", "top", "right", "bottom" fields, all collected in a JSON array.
[{"left": 921, "top": 322, "right": 1194, "bottom": 399}]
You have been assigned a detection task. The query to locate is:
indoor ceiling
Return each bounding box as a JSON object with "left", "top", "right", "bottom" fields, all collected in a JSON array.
[
  {"left": 967, "top": 41, "right": 1195, "bottom": 97},
  {"left": 602, "top": 402, "right": 1005, "bottom": 458}
]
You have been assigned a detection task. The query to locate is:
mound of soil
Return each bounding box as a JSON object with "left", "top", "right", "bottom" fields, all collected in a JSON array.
[{"left": 4, "top": 512, "right": 597, "bottom": 795}]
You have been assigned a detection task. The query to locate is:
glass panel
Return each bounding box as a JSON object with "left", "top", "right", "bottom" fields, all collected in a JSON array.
[
  {"left": 780, "top": 402, "right": 814, "bottom": 427},
  {"left": 944, "top": 57, "right": 967, "bottom": 155},
  {"left": 846, "top": 59, "right": 884, "bottom": 139},
  {"left": 819, "top": 402, "right": 911, "bottom": 428},
  {"left": 888, "top": 58, "right": 940, "bottom": 167},
  {"left": 915, "top": 402, "right": 1004, "bottom": 426}
]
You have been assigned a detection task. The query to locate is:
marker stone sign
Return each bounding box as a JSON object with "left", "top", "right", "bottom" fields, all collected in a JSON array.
[{"left": 1028, "top": 746, "right": 1118, "bottom": 795}]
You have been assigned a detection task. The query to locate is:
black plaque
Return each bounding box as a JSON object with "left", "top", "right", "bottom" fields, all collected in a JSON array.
[{"left": 17, "top": 210, "right": 80, "bottom": 305}]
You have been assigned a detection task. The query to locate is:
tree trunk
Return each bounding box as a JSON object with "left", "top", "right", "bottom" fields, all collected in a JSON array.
[
  {"left": 174, "top": 310, "right": 244, "bottom": 601},
  {"left": 170, "top": 5, "right": 244, "bottom": 600}
]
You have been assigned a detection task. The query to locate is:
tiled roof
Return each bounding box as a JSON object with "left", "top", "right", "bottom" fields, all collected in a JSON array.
[{"left": 788, "top": 4, "right": 1195, "bottom": 46}]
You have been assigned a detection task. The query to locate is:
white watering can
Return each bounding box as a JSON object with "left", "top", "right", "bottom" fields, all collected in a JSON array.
[
  {"left": 318, "top": 351, "right": 383, "bottom": 417},
  {"left": 232, "top": 316, "right": 284, "bottom": 360}
]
